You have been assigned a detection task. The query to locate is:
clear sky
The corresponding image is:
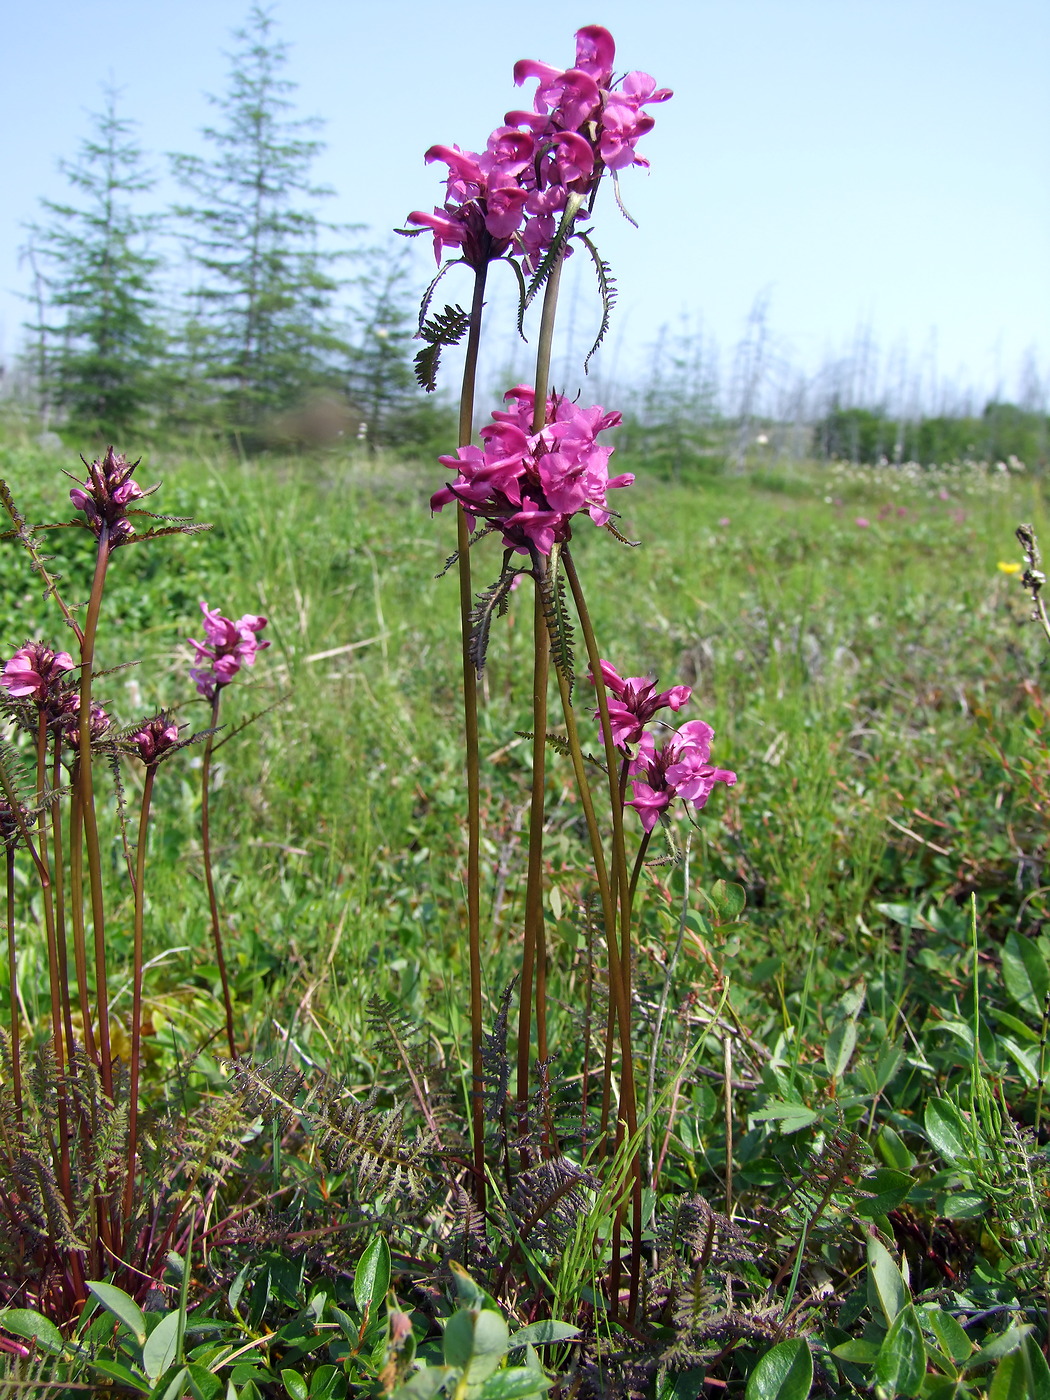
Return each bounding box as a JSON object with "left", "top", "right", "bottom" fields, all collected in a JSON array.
[{"left": 3, "top": 0, "right": 1048, "bottom": 407}]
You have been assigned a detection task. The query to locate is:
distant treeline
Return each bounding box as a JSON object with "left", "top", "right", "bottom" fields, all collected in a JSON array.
[{"left": 811, "top": 402, "right": 1048, "bottom": 467}]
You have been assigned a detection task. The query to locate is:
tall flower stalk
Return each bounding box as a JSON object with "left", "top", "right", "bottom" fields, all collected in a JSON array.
[{"left": 407, "top": 25, "right": 740, "bottom": 1324}]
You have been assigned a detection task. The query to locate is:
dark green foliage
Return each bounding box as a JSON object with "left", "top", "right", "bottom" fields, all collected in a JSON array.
[
  {"left": 170, "top": 5, "right": 347, "bottom": 433},
  {"left": 346, "top": 243, "right": 436, "bottom": 450},
  {"left": 22, "top": 89, "right": 165, "bottom": 439},
  {"left": 413, "top": 301, "right": 471, "bottom": 395},
  {"left": 814, "top": 400, "right": 1050, "bottom": 465}
]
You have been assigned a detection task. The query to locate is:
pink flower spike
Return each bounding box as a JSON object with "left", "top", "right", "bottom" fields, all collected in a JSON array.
[
  {"left": 189, "top": 605, "right": 269, "bottom": 699},
  {"left": 132, "top": 715, "right": 181, "bottom": 765}
]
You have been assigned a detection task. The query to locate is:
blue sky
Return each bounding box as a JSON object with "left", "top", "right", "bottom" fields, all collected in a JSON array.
[{"left": 4, "top": 0, "right": 1048, "bottom": 406}]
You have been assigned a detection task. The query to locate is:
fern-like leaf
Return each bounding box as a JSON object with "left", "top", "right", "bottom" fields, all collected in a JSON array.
[
  {"left": 414, "top": 303, "right": 471, "bottom": 392},
  {"left": 538, "top": 561, "right": 575, "bottom": 695},
  {"left": 578, "top": 233, "right": 618, "bottom": 372},
  {"left": 469, "top": 570, "right": 520, "bottom": 677}
]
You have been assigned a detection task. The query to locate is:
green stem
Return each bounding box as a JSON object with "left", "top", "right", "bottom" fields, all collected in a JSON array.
[
  {"left": 561, "top": 544, "right": 642, "bottom": 1321},
  {"left": 457, "top": 263, "right": 489, "bottom": 1213},
  {"left": 201, "top": 691, "right": 237, "bottom": 1060},
  {"left": 67, "top": 763, "right": 97, "bottom": 1063},
  {"left": 517, "top": 573, "right": 550, "bottom": 1149},
  {"left": 124, "top": 765, "right": 156, "bottom": 1226},
  {"left": 79, "top": 525, "right": 113, "bottom": 1098},
  {"left": 6, "top": 842, "right": 20, "bottom": 1118}
]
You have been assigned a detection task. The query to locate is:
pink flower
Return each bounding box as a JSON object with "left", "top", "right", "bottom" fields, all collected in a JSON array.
[
  {"left": 68, "top": 446, "right": 153, "bottom": 547},
  {"left": 1, "top": 643, "right": 75, "bottom": 703},
  {"left": 406, "top": 28, "right": 670, "bottom": 274},
  {"left": 590, "top": 659, "right": 691, "bottom": 748},
  {"left": 433, "top": 386, "right": 629, "bottom": 556},
  {"left": 189, "top": 604, "right": 269, "bottom": 701},
  {"left": 626, "top": 721, "right": 736, "bottom": 832},
  {"left": 854, "top": 517, "right": 870, "bottom": 528},
  {"left": 131, "top": 715, "right": 181, "bottom": 765}
]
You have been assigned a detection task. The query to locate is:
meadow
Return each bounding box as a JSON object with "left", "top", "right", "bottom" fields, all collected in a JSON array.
[{"left": 1, "top": 430, "right": 1049, "bottom": 1398}]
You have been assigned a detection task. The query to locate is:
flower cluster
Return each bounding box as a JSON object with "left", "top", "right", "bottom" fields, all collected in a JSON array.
[
  {"left": 189, "top": 604, "right": 269, "bottom": 702},
  {"left": 592, "top": 661, "right": 736, "bottom": 832},
  {"left": 407, "top": 26, "right": 671, "bottom": 271},
  {"left": 68, "top": 447, "right": 153, "bottom": 547},
  {"left": 0, "top": 640, "right": 111, "bottom": 747},
  {"left": 1, "top": 643, "right": 75, "bottom": 704},
  {"left": 131, "top": 715, "right": 181, "bottom": 765},
  {"left": 432, "top": 384, "right": 632, "bottom": 555}
]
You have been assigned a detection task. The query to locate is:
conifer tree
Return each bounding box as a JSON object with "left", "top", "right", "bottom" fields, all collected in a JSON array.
[
  {"left": 23, "top": 89, "right": 164, "bottom": 438},
  {"left": 171, "top": 5, "right": 345, "bottom": 432},
  {"left": 345, "top": 243, "right": 425, "bottom": 451}
]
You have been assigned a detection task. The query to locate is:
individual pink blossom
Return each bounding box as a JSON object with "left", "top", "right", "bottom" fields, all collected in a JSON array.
[
  {"left": 626, "top": 721, "right": 736, "bottom": 832},
  {"left": 68, "top": 446, "right": 154, "bottom": 547},
  {"left": 189, "top": 604, "right": 269, "bottom": 701},
  {"left": 131, "top": 715, "right": 181, "bottom": 765},
  {"left": 432, "top": 385, "right": 631, "bottom": 556},
  {"left": 854, "top": 517, "right": 870, "bottom": 528},
  {"left": 590, "top": 660, "right": 692, "bottom": 748},
  {"left": 1, "top": 643, "right": 75, "bottom": 704}
]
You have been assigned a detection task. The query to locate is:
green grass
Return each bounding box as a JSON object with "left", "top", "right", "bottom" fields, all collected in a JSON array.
[{"left": 2, "top": 431, "right": 1050, "bottom": 1394}]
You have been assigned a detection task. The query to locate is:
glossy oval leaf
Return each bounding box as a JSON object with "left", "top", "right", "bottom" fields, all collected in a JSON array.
[
  {"left": 824, "top": 1021, "right": 858, "bottom": 1080},
  {"left": 1002, "top": 932, "right": 1049, "bottom": 1018},
  {"left": 478, "top": 1369, "right": 553, "bottom": 1399},
  {"left": 925, "top": 1308, "right": 972, "bottom": 1363},
  {"left": 876, "top": 1125, "right": 916, "bottom": 1173},
  {"left": 142, "top": 1310, "right": 182, "bottom": 1383},
  {"left": 924, "top": 1098, "right": 969, "bottom": 1163},
  {"left": 467, "top": 1309, "right": 511, "bottom": 1386},
  {"left": 0, "top": 1308, "right": 66, "bottom": 1355},
  {"left": 874, "top": 1303, "right": 925, "bottom": 1398},
  {"left": 1023, "top": 1335, "right": 1050, "bottom": 1400},
  {"left": 354, "top": 1236, "right": 391, "bottom": 1317},
  {"left": 87, "top": 1281, "right": 147, "bottom": 1346},
  {"left": 867, "top": 1238, "right": 908, "bottom": 1326},
  {"left": 744, "top": 1337, "right": 813, "bottom": 1400},
  {"left": 392, "top": 1366, "right": 452, "bottom": 1400},
  {"left": 509, "top": 1321, "right": 580, "bottom": 1349},
  {"left": 280, "top": 1369, "right": 309, "bottom": 1400}
]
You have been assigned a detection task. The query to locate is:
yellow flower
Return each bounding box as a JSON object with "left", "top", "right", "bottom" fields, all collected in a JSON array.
[{"left": 998, "top": 561, "right": 1022, "bottom": 575}]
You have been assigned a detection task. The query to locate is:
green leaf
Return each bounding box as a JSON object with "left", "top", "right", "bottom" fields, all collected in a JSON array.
[
  {"left": 940, "top": 1192, "right": 986, "bottom": 1218},
  {"left": 1023, "top": 1335, "right": 1050, "bottom": 1400},
  {"left": 875, "top": 902, "right": 923, "bottom": 928},
  {"left": 281, "top": 1369, "right": 309, "bottom": 1400},
  {"left": 353, "top": 1236, "right": 391, "bottom": 1318},
  {"left": 924, "top": 1098, "right": 969, "bottom": 1162},
  {"left": 444, "top": 1311, "right": 477, "bottom": 1370},
  {"left": 744, "top": 1338, "right": 813, "bottom": 1400},
  {"left": 508, "top": 1321, "right": 580, "bottom": 1349},
  {"left": 751, "top": 1101, "right": 819, "bottom": 1133},
  {"left": 392, "top": 1367, "right": 452, "bottom": 1400},
  {"left": 824, "top": 1020, "right": 857, "bottom": 1080},
  {"left": 154, "top": 1366, "right": 191, "bottom": 1400},
  {"left": 988, "top": 1352, "right": 1029, "bottom": 1400},
  {"left": 1002, "top": 931, "right": 1049, "bottom": 1018},
  {"left": 478, "top": 1370, "right": 552, "bottom": 1399},
  {"left": 87, "top": 1280, "right": 148, "bottom": 1346},
  {"left": 143, "top": 1311, "right": 182, "bottom": 1383},
  {"left": 228, "top": 1264, "right": 250, "bottom": 1315},
  {"left": 868, "top": 1238, "right": 908, "bottom": 1326},
  {"left": 831, "top": 1340, "right": 880, "bottom": 1364},
  {"left": 876, "top": 1125, "right": 916, "bottom": 1172},
  {"left": 994, "top": 1009, "right": 1040, "bottom": 1042},
  {"left": 88, "top": 1357, "right": 150, "bottom": 1390},
  {"left": 854, "top": 1168, "right": 914, "bottom": 1218},
  {"left": 308, "top": 1364, "right": 341, "bottom": 1399},
  {"left": 707, "top": 880, "right": 746, "bottom": 921},
  {"left": 925, "top": 1309, "right": 972, "bottom": 1363},
  {"left": 966, "top": 1325, "right": 1031, "bottom": 1371},
  {"left": 186, "top": 1365, "right": 223, "bottom": 1400},
  {"left": 468, "top": 1310, "right": 511, "bottom": 1385},
  {"left": 874, "top": 1303, "right": 926, "bottom": 1397},
  {"left": 0, "top": 1308, "right": 66, "bottom": 1355}
]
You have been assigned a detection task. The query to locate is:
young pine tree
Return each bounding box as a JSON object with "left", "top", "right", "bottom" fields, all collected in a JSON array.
[
  {"left": 22, "top": 89, "right": 165, "bottom": 439},
  {"left": 345, "top": 242, "right": 431, "bottom": 452},
  {"left": 171, "top": 5, "right": 346, "bottom": 435}
]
